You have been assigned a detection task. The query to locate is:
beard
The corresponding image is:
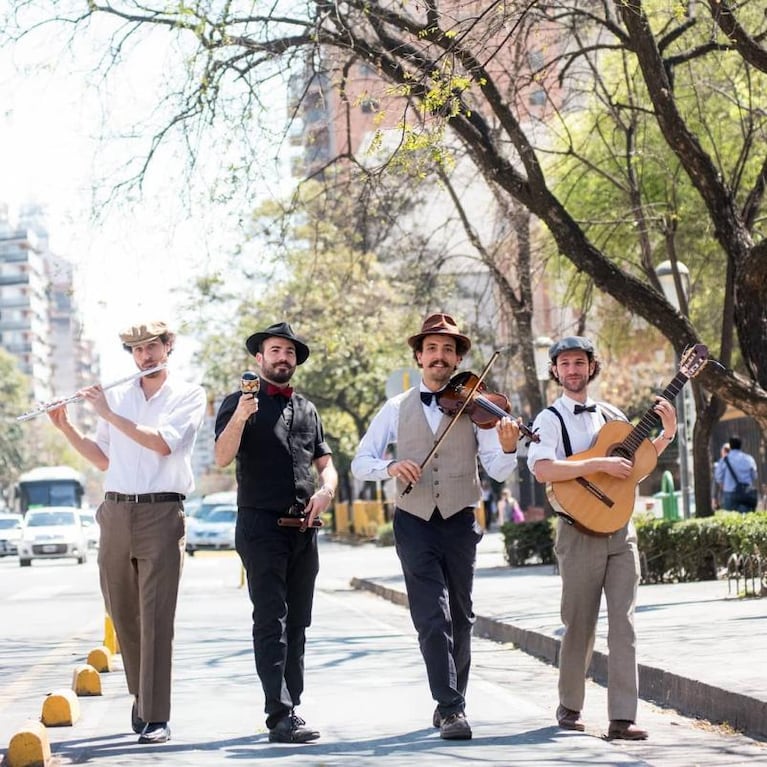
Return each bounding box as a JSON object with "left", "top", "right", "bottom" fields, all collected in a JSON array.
[{"left": 261, "top": 360, "right": 295, "bottom": 384}]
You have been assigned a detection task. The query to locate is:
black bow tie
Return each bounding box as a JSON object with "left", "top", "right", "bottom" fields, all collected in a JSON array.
[
  {"left": 574, "top": 403, "right": 597, "bottom": 414},
  {"left": 420, "top": 391, "right": 441, "bottom": 406}
]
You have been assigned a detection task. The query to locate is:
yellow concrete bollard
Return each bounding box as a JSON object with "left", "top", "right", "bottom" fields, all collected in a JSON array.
[
  {"left": 6, "top": 719, "right": 51, "bottom": 767},
  {"left": 71, "top": 663, "right": 102, "bottom": 696},
  {"left": 103, "top": 614, "right": 120, "bottom": 655},
  {"left": 87, "top": 645, "right": 113, "bottom": 672},
  {"left": 41, "top": 688, "right": 81, "bottom": 726}
]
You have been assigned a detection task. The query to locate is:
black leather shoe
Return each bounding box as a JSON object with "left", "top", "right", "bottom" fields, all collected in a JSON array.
[
  {"left": 607, "top": 720, "right": 648, "bottom": 740},
  {"left": 432, "top": 707, "right": 441, "bottom": 728},
  {"left": 138, "top": 722, "right": 171, "bottom": 744},
  {"left": 439, "top": 712, "right": 472, "bottom": 740},
  {"left": 268, "top": 712, "right": 320, "bottom": 743},
  {"left": 556, "top": 704, "right": 585, "bottom": 731},
  {"left": 131, "top": 698, "right": 146, "bottom": 734}
]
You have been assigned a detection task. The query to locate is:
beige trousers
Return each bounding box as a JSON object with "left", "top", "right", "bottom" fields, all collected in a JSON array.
[
  {"left": 554, "top": 518, "right": 640, "bottom": 721},
  {"left": 96, "top": 498, "right": 185, "bottom": 723}
]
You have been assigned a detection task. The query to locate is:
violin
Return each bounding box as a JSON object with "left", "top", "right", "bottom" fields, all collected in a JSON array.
[
  {"left": 400, "top": 353, "right": 537, "bottom": 498},
  {"left": 437, "top": 371, "right": 540, "bottom": 443}
]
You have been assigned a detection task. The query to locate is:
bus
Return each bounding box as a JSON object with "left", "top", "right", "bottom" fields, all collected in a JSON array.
[{"left": 16, "top": 466, "right": 86, "bottom": 515}]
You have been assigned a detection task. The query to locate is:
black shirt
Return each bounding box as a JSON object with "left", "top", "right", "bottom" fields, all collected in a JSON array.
[{"left": 214, "top": 382, "right": 331, "bottom": 511}]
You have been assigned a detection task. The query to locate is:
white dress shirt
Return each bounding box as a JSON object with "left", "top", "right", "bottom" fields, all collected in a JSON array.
[
  {"left": 96, "top": 371, "right": 207, "bottom": 495},
  {"left": 351, "top": 383, "right": 517, "bottom": 483}
]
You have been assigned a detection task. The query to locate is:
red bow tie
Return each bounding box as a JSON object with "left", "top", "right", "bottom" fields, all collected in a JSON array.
[{"left": 266, "top": 383, "right": 293, "bottom": 398}]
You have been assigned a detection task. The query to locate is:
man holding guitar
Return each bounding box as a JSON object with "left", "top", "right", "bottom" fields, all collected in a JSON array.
[{"left": 527, "top": 336, "right": 677, "bottom": 741}]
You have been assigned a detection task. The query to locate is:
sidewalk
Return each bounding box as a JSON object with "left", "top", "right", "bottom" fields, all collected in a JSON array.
[{"left": 349, "top": 529, "right": 767, "bottom": 741}]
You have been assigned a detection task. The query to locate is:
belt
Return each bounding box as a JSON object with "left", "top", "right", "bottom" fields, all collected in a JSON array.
[{"left": 105, "top": 492, "right": 185, "bottom": 504}]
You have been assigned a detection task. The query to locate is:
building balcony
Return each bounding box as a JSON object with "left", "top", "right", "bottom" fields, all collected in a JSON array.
[
  {"left": 0, "top": 274, "right": 30, "bottom": 286},
  {"left": 0, "top": 319, "right": 32, "bottom": 332}
]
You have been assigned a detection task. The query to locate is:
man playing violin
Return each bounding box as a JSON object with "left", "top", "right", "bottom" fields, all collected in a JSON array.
[{"left": 352, "top": 313, "right": 520, "bottom": 740}]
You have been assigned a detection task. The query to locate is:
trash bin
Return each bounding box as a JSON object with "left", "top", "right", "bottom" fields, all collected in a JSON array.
[{"left": 653, "top": 470, "right": 679, "bottom": 521}]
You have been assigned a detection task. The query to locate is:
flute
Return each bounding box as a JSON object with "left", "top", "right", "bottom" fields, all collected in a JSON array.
[{"left": 16, "top": 364, "right": 168, "bottom": 422}]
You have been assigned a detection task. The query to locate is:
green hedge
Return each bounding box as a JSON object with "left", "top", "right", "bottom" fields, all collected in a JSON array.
[
  {"left": 499, "top": 519, "right": 557, "bottom": 567},
  {"left": 500, "top": 511, "right": 767, "bottom": 583}
]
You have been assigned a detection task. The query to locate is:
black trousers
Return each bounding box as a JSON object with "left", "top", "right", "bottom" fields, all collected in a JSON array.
[
  {"left": 235, "top": 509, "right": 319, "bottom": 729},
  {"left": 393, "top": 507, "right": 483, "bottom": 717}
]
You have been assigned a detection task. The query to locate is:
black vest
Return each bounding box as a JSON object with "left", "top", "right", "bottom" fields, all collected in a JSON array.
[{"left": 214, "top": 386, "right": 329, "bottom": 511}]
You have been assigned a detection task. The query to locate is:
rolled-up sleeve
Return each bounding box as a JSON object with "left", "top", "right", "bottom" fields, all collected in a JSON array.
[
  {"left": 158, "top": 386, "right": 207, "bottom": 452},
  {"left": 351, "top": 398, "right": 400, "bottom": 481}
]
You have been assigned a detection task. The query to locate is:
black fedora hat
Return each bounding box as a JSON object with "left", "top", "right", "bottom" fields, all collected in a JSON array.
[{"left": 245, "top": 321, "right": 310, "bottom": 365}]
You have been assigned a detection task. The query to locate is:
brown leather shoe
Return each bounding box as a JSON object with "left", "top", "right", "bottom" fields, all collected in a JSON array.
[
  {"left": 607, "top": 720, "right": 648, "bottom": 740},
  {"left": 556, "top": 704, "right": 585, "bottom": 731},
  {"left": 439, "top": 712, "right": 472, "bottom": 740}
]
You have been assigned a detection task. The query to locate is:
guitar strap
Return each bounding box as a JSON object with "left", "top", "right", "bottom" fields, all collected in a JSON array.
[{"left": 546, "top": 403, "right": 613, "bottom": 458}]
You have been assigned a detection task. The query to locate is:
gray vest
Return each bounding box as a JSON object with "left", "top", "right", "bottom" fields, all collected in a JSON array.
[{"left": 396, "top": 388, "right": 481, "bottom": 520}]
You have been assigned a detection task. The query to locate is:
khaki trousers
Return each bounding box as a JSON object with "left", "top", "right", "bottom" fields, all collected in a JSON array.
[
  {"left": 554, "top": 519, "right": 640, "bottom": 721},
  {"left": 96, "top": 498, "right": 185, "bottom": 723}
]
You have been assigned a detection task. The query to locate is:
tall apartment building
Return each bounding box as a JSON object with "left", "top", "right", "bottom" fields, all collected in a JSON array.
[{"left": 0, "top": 203, "right": 97, "bottom": 417}]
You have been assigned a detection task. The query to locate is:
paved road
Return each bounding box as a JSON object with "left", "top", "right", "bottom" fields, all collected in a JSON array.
[{"left": 1, "top": 534, "right": 765, "bottom": 766}]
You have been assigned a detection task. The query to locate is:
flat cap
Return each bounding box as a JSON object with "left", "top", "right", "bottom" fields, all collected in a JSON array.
[
  {"left": 548, "top": 335, "right": 594, "bottom": 361},
  {"left": 119, "top": 320, "right": 173, "bottom": 348}
]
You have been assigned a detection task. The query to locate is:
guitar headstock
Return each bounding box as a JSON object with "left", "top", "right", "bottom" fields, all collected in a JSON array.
[{"left": 679, "top": 344, "right": 709, "bottom": 379}]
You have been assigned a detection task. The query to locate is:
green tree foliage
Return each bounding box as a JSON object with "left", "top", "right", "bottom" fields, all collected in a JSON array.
[{"left": 0, "top": 349, "right": 31, "bottom": 501}]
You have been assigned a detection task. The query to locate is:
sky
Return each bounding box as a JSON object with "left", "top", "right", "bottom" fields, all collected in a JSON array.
[{"left": 0, "top": 9, "right": 290, "bottom": 383}]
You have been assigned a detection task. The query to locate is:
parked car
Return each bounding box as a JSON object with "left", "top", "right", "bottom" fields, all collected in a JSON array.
[
  {"left": 186, "top": 491, "right": 236, "bottom": 536},
  {"left": 186, "top": 505, "right": 237, "bottom": 555},
  {"left": 0, "top": 512, "right": 23, "bottom": 557},
  {"left": 79, "top": 510, "right": 101, "bottom": 549},
  {"left": 17, "top": 507, "right": 89, "bottom": 566}
]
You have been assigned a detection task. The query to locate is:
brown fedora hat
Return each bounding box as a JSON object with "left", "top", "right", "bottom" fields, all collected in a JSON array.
[{"left": 407, "top": 313, "right": 471, "bottom": 356}]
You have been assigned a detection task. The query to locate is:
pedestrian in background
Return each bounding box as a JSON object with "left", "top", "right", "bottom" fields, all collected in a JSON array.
[
  {"left": 712, "top": 442, "right": 730, "bottom": 510},
  {"left": 527, "top": 335, "right": 677, "bottom": 741},
  {"left": 498, "top": 488, "right": 525, "bottom": 524},
  {"left": 214, "top": 321, "right": 337, "bottom": 743},
  {"left": 714, "top": 435, "right": 758, "bottom": 512},
  {"left": 352, "top": 312, "right": 520, "bottom": 740},
  {"left": 48, "top": 320, "right": 207, "bottom": 744}
]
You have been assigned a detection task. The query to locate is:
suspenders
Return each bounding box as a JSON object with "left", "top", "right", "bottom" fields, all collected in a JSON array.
[{"left": 546, "top": 404, "right": 614, "bottom": 457}]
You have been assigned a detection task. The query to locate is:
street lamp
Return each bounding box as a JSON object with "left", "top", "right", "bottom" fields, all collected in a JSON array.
[
  {"left": 655, "top": 260, "right": 693, "bottom": 517},
  {"left": 534, "top": 336, "right": 553, "bottom": 406},
  {"left": 655, "top": 260, "right": 690, "bottom": 313}
]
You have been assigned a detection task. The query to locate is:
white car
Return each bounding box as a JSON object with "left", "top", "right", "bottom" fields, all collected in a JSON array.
[
  {"left": 186, "top": 505, "right": 237, "bottom": 555},
  {"left": 18, "top": 507, "right": 89, "bottom": 567},
  {"left": 78, "top": 510, "right": 101, "bottom": 549},
  {"left": 0, "top": 512, "right": 23, "bottom": 557}
]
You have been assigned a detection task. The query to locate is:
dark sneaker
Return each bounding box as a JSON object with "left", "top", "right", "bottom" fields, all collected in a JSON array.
[
  {"left": 268, "top": 712, "right": 320, "bottom": 743},
  {"left": 138, "top": 722, "right": 171, "bottom": 744},
  {"left": 432, "top": 707, "right": 441, "bottom": 728},
  {"left": 131, "top": 698, "right": 146, "bottom": 734},
  {"left": 439, "top": 712, "right": 472, "bottom": 740},
  {"left": 556, "top": 704, "right": 585, "bottom": 731}
]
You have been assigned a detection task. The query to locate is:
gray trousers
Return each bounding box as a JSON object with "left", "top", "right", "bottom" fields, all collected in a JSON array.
[
  {"left": 96, "top": 498, "right": 185, "bottom": 723},
  {"left": 554, "top": 519, "right": 640, "bottom": 721}
]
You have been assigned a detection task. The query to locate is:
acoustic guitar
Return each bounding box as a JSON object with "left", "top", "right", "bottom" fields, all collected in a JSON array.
[{"left": 546, "top": 344, "right": 709, "bottom": 534}]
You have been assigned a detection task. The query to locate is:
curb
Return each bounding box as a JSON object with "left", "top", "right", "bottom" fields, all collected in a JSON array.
[{"left": 351, "top": 576, "right": 767, "bottom": 741}]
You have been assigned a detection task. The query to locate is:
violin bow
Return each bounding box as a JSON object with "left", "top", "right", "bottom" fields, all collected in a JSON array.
[{"left": 400, "top": 351, "right": 500, "bottom": 498}]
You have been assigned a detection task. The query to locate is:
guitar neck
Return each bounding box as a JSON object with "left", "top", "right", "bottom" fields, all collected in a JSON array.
[{"left": 621, "top": 370, "right": 689, "bottom": 457}]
